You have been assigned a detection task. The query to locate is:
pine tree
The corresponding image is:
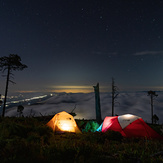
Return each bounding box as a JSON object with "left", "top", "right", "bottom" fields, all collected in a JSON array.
[{"left": 0, "top": 54, "right": 27, "bottom": 117}]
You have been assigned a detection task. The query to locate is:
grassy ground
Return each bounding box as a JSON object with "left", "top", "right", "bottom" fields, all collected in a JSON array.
[{"left": 0, "top": 116, "right": 162, "bottom": 163}]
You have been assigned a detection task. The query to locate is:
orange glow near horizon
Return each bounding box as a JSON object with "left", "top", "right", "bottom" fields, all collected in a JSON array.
[
  {"left": 51, "top": 89, "right": 93, "bottom": 93},
  {"left": 12, "top": 85, "right": 163, "bottom": 94},
  {"left": 51, "top": 85, "right": 109, "bottom": 93},
  {"left": 51, "top": 85, "right": 93, "bottom": 93},
  {"left": 17, "top": 90, "right": 39, "bottom": 93},
  {"left": 16, "top": 85, "right": 110, "bottom": 94}
]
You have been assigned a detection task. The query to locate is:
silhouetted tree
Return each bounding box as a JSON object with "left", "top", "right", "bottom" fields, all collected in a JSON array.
[
  {"left": 17, "top": 105, "right": 24, "bottom": 117},
  {"left": 147, "top": 90, "right": 158, "bottom": 124},
  {"left": 0, "top": 54, "right": 27, "bottom": 117},
  {"left": 153, "top": 114, "right": 159, "bottom": 124},
  {"left": 111, "top": 78, "right": 119, "bottom": 116}
]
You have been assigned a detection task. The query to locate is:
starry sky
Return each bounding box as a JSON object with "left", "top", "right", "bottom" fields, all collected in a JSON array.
[{"left": 0, "top": 0, "right": 163, "bottom": 94}]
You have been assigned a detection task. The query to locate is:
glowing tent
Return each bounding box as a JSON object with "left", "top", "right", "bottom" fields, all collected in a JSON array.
[
  {"left": 47, "top": 111, "right": 81, "bottom": 133},
  {"left": 97, "top": 114, "right": 163, "bottom": 139}
]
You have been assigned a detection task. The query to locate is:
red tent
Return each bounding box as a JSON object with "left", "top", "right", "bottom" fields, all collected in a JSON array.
[{"left": 101, "top": 114, "right": 163, "bottom": 139}]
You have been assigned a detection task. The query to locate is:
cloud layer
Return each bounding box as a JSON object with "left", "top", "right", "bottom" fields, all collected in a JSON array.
[{"left": 5, "top": 92, "right": 163, "bottom": 124}]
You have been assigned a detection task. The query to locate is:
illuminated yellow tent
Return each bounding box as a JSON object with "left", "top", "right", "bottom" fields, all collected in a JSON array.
[{"left": 47, "top": 111, "right": 81, "bottom": 133}]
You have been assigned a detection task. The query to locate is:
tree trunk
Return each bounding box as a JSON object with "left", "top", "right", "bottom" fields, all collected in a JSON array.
[
  {"left": 151, "top": 95, "right": 153, "bottom": 124},
  {"left": 112, "top": 79, "right": 115, "bottom": 116},
  {"left": 93, "top": 83, "right": 102, "bottom": 124},
  {"left": 2, "top": 66, "right": 10, "bottom": 117}
]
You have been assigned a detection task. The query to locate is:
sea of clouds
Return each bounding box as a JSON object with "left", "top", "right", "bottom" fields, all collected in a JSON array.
[{"left": 5, "top": 91, "right": 163, "bottom": 124}]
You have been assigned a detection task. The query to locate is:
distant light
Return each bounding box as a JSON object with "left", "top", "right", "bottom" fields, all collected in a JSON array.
[{"left": 12, "top": 101, "right": 19, "bottom": 104}]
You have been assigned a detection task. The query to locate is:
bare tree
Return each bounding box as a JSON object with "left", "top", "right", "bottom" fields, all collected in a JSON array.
[
  {"left": 147, "top": 90, "right": 158, "bottom": 124},
  {"left": 69, "top": 104, "right": 77, "bottom": 117},
  {"left": 0, "top": 54, "right": 27, "bottom": 117},
  {"left": 112, "top": 78, "right": 119, "bottom": 116},
  {"left": 93, "top": 83, "right": 102, "bottom": 124}
]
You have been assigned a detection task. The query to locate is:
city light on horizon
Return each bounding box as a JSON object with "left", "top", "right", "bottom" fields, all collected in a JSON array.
[{"left": 8, "top": 85, "right": 163, "bottom": 95}]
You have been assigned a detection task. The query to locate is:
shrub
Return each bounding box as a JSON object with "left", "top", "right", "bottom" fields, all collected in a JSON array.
[
  {"left": 0, "top": 117, "right": 162, "bottom": 162},
  {"left": 104, "top": 130, "right": 123, "bottom": 141},
  {"left": 82, "top": 121, "right": 99, "bottom": 132}
]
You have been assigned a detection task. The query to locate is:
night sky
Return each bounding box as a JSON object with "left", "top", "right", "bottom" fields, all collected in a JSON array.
[{"left": 0, "top": 0, "right": 163, "bottom": 94}]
